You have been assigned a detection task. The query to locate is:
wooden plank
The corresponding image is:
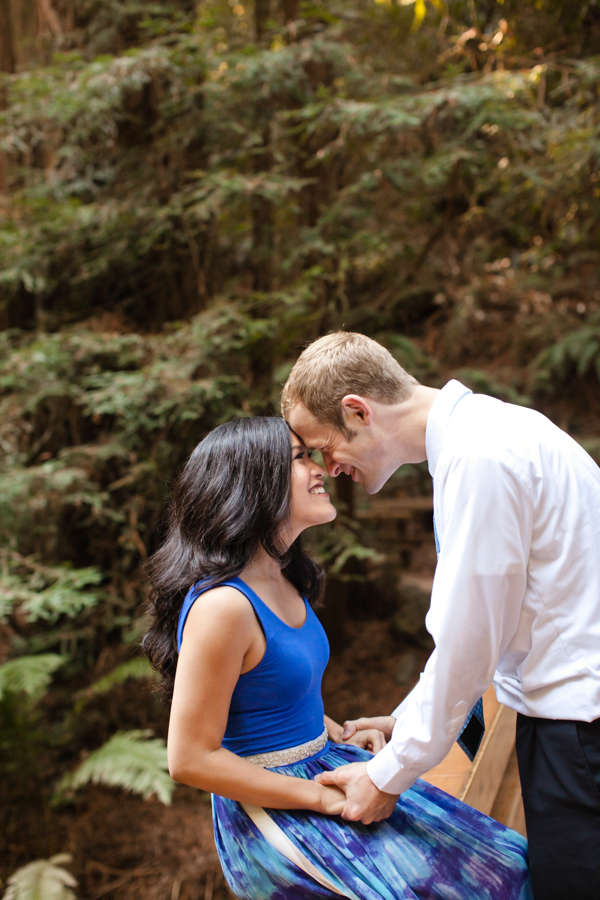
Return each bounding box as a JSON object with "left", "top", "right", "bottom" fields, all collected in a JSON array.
[
  {"left": 355, "top": 496, "right": 433, "bottom": 520},
  {"left": 355, "top": 506, "right": 412, "bottom": 520},
  {"left": 461, "top": 702, "right": 517, "bottom": 815},
  {"left": 489, "top": 745, "right": 526, "bottom": 836}
]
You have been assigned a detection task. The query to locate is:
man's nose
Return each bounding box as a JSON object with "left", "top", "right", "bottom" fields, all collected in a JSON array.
[{"left": 322, "top": 451, "right": 342, "bottom": 477}]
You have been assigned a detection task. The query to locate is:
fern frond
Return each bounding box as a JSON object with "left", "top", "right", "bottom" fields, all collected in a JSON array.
[
  {"left": 3, "top": 853, "right": 77, "bottom": 900},
  {"left": 87, "top": 658, "right": 155, "bottom": 694},
  {"left": 56, "top": 730, "right": 175, "bottom": 805},
  {"left": 531, "top": 327, "right": 600, "bottom": 389},
  {"left": 0, "top": 552, "right": 104, "bottom": 625},
  {"left": 0, "top": 654, "right": 66, "bottom": 701},
  {"left": 74, "top": 658, "right": 157, "bottom": 712}
]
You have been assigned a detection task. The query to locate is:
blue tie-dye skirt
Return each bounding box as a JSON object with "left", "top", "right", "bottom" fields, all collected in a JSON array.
[{"left": 212, "top": 742, "right": 532, "bottom": 900}]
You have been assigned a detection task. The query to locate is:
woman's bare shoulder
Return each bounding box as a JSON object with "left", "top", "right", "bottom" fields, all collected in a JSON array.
[{"left": 183, "top": 584, "right": 256, "bottom": 636}]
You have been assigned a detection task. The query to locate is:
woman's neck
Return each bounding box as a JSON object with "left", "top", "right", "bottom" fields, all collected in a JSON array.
[{"left": 242, "top": 546, "right": 285, "bottom": 588}]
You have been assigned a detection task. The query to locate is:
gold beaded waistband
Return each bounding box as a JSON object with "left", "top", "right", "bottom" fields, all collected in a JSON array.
[{"left": 243, "top": 726, "right": 329, "bottom": 768}]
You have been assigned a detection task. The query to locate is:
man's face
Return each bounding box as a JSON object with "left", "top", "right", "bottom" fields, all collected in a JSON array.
[{"left": 285, "top": 401, "right": 389, "bottom": 494}]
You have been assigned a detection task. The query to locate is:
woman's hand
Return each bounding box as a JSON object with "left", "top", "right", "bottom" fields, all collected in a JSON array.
[
  {"left": 315, "top": 782, "right": 346, "bottom": 816},
  {"left": 342, "top": 715, "right": 396, "bottom": 743},
  {"left": 342, "top": 729, "right": 387, "bottom": 753},
  {"left": 324, "top": 714, "right": 387, "bottom": 752}
]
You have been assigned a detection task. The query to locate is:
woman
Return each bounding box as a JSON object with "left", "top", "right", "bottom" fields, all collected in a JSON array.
[{"left": 143, "top": 417, "right": 532, "bottom": 900}]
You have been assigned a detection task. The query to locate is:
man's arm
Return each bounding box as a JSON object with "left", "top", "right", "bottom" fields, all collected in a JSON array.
[
  {"left": 369, "top": 454, "right": 532, "bottom": 794},
  {"left": 320, "top": 455, "right": 532, "bottom": 815}
]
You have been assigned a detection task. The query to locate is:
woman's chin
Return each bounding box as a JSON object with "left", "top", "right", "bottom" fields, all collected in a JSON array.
[
  {"left": 294, "top": 507, "right": 337, "bottom": 533},
  {"left": 320, "top": 506, "right": 337, "bottom": 524}
]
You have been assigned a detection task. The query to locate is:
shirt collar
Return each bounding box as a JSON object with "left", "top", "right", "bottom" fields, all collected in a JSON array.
[{"left": 425, "top": 380, "right": 472, "bottom": 478}]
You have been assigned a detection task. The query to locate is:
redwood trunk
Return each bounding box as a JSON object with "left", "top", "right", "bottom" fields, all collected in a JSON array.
[
  {"left": 254, "top": 0, "right": 270, "bottom": 41},
  {"left": 279, "top": 0, "right": 299, "bottom": 23},
  {"left": 0, "top": 0, "right": 16, "bottom": 73}
]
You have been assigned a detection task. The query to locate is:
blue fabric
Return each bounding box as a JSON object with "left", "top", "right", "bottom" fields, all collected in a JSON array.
[
  {"left": 433, "top": 513, "right": 485, "bottom": 761},
  {"left": 178, "top": 577, "right": 531, "bottom": 898},
  {"left": 213, "top": 742, "right": 532, "bottom": 900},
  {"left": 176, "top": 577, "right": 330, "bottom": 756}
]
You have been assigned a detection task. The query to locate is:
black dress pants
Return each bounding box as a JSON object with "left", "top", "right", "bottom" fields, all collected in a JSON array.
[{"left": 516, "top": 713, "right": 600, "bottom": 900}]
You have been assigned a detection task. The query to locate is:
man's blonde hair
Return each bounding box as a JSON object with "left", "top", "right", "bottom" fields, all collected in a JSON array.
[{"left": 281, "top": 332, "right": 418, "bottom": 435}]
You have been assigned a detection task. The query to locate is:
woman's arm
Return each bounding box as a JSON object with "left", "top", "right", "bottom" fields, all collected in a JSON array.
[
  {"left": 325, "top": 714, "right": 387, "bottom": 753},
  {"left": 324, "top": 714, "right": 344, "bottom": 743},
  {"left": 168, "top": 587, "right": 344, "bottom": 814}
]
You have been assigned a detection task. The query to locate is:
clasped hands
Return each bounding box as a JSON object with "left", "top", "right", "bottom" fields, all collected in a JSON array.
[{"left": 316, "top": 715, "right": 399, "bottom": 824}]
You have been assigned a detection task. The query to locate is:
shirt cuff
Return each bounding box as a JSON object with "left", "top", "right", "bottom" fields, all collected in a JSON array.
[{"left": 366, "top": 741, "right": 419, "bottom": 795}]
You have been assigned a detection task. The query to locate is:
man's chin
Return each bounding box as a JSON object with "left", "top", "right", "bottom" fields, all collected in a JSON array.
[
  {"left": 362, "top": 473, "right": 392, "bottom": 495},
  {"left": 362, "top": 478, "right": 380, "bottom": 495}
]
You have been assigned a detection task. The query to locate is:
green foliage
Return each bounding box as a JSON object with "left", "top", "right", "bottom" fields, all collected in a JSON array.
[
  {"left": 0, "top": 553, "right": 105, "bottom": 625},
  {"left": 56, "top": 730, "right": 175, "bottom": 805},
  {"left": 85, "top": 658, "right": 155, "bottom": 695},
  {"left": 74, "top": 658, "right": 157, "bottom": 713},
  {"left": 2, "top": 854, "right": 77, "bottom": 900},
  {"left": 0, "top": 654, "right": 66, "bottom": 702},
  {"left": 312, "top": 516, "right": 386, "bottom": 576},
  {"left": 2, "top": 5, "right": 598, "bottom": 341},
  {"left": 530, "top": 326, "right": 600, "bottom": 390}
]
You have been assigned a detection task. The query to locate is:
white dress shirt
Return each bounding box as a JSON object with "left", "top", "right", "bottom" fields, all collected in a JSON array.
[{"left": 367, "top": 380, "right": 600, "bottom": 795}]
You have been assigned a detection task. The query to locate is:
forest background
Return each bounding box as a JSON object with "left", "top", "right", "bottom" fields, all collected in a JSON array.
[{"left": 1, "top": 0, "right": 599, "bottom": 898}]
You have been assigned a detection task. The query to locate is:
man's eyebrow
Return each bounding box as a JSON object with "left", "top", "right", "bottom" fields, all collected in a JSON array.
[{"left": 291, "top": 444, "right": 304, "bottom": 451}]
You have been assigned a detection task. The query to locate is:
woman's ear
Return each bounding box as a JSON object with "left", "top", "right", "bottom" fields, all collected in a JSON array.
[{"left": 341, "top": 395, "right": 373, "bottom": 428}]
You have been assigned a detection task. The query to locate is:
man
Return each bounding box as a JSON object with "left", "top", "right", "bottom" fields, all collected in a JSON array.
[{"left": 281, "top": 331, "right": 600, "bottom": 900}]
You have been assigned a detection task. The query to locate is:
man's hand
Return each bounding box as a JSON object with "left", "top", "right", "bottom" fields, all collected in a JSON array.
[
  {"left": 315, "top": 762, "right": 399, "bottom": 824},
  {"left": 342, "top": 715, "right": 396, "bottom": 743},
  {"left": 342, "top": 729, "right": 387, "bottom": 753}
]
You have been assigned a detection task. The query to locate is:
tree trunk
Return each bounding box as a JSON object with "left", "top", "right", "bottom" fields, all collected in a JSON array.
[
  {"left": 250, "top": 122, "right": 274, "bottom": 293},
  {"left": 0, "top": 0, "right": 16, "bottom": 73},
  {"left": 250, "top": 194, "right": 274, "bottom": 292},
  {"left": 279, "top": 0, "right": 299, "bottom": 24},
  {"left": 254, "top": 0, "right": 270, "bottom": 41},
  {"left": 336, "top": 473, "right": 355, "bottom": 518},
  {"left": 37, "top": 0, "right": 62, "bottom": 38}
]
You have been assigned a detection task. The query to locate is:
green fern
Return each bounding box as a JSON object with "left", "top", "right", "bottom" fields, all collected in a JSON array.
[
  {"left": 74, "top": 658, "right": 157, "bottom": 713},
  {"left": 0, "top": 553, "right": 104, "bottom": 625},
  {"left": 2, "top": 853, "right": 77, "bottom": 900},
  {"left": 0, "top": 654, "right": 66, "bottom": 702},
  {"left": 55, "top": 730, "right": 175, "bottom": 805},
  {"left": 531, "top": 327, "right": 600, "bottom": 390}
]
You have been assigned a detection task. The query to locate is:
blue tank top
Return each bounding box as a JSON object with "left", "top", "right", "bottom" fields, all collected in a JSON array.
[{"left": 176, "top": 576, "right": 330, "bottom": 756}]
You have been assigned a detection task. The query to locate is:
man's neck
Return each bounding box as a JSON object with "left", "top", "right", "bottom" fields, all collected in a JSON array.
[{"left": 379, "top": 385, "right": 439, "bottom": 468}]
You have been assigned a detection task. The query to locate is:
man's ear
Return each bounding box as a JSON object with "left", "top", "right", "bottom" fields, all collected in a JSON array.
[{"left": 341, "top": 395, "right": 373, "bottom": 428}]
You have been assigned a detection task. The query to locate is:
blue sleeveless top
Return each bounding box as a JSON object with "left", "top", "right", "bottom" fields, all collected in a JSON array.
[{"left": 176, "top": 576, "right": 330, "bottom": 756}]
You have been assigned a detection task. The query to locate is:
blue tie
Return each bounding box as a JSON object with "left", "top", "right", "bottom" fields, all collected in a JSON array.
[{"left": 433, "top": 516, "right": 485, "bottom": 762}]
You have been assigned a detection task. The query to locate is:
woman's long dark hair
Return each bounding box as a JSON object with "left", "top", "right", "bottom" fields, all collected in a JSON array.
[{"left": 142, "top": 417, "right": 324, "bottom": 697}]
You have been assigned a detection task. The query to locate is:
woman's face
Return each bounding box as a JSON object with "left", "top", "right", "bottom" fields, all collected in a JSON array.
[{"left": 288, "top": 434, "right": 337, "bottom": 537}]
